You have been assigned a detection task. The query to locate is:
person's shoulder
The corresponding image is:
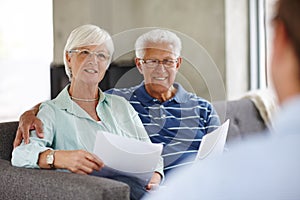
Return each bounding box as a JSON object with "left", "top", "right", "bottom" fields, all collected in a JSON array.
[
  {"left": 104, "top": 92, "right": 137, "bottom": 114},
  {"left": 105, "top": 85, "right": 139, "bottom": 99},
  {"left": 36, "top": 100, "right": 58, "bottom": 120},
  {"left": 190, "top": 93, "right": 211, "bottom": 103},
  {"left": 104, "top": 92, "right": 131, "bottom": 105},
  {"left": 41, "top": 87, "right": 71, "bottom": 112},
  {"left": 175, "top": 83, "right": 212, "bottom": 105},
  {"left": 40, "top": 99, "right": 56, "bottom": 109},
  {"left": 185, "top": 92, "right": 213, "bottom": 107}
]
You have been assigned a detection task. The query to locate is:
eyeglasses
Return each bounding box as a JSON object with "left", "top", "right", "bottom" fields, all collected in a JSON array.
[
  {"left": 68, "top": 49, "right": 110, "bottom": 61},
  {"left": 139, "top": 58, "right": 178, "bottom": 68}
]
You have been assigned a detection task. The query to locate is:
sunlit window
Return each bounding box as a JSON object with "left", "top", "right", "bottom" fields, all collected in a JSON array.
[
  {"left": 249, "top": 0, "right": 267, "bottom": 90},
  {"left": 0, "top": 0, "right": 53, "bottom": 122},
  {"left": 249, "top": 0, "right": 277, "bottom": 90}
]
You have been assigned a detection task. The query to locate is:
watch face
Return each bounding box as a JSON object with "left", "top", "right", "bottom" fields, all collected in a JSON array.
[{"left": 46, "top": 153, "right": 54, "bottom": 164}]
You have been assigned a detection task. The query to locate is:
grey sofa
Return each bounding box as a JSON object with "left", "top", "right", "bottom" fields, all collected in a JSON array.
[
  {"left": 0, "top": 98, "right": 267, "bottom": 200},
  {"left": 213, "top": 98, "right": 267, "bottom": 145},
  {"left": 0, "top": 122, "right": 130, "bottom": 200}
]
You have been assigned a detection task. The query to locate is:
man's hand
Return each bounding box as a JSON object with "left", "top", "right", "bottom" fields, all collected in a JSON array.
[
  {"left": 13, "top": 103, "right": 43, "bottom": 148},
  {"left": 146, "top": 172, "right": 162, "bottom": 190}
]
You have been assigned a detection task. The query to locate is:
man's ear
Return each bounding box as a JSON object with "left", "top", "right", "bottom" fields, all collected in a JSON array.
[
  {"left": 135, "top": 57, "right": 143, "bottom": 74},
  {"left": 176, "top": 57, "right": 182, "bottom": 70}
]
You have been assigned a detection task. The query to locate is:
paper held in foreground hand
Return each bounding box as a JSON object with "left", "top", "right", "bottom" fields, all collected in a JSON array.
[
  {"left": 92, "top": 131, "right": 163, "bottom": 186},
  {"left": 196, "top": 119, "right": 230, "bottom": 160}
]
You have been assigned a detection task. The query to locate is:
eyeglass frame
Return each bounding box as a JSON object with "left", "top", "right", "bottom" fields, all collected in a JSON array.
[
  {"left": 68, "top": 49, "right": 110, "bottom": 62},
  {"left": 138, "top": 58, "right": 179, "bottom": 68}
]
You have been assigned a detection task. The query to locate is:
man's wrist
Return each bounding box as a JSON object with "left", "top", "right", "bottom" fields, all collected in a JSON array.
[
  {"left": 154, "top": 171, "right": 163, "bottom": 184},
  {"left": 30, "top": 103, "right": 41, "bottom": 115}
]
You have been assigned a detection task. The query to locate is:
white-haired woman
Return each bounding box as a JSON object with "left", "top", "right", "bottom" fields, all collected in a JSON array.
[{"left": 12, "top": 24, "right": 163, "bottom": 200}]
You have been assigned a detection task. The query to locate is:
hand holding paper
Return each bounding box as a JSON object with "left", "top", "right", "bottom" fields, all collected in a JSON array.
[
  {"left": 196, "top": 119, "right": 230, "bottom": 160},
  {"left": 92, "top": 131, "right": 163, "bottom": 186}
]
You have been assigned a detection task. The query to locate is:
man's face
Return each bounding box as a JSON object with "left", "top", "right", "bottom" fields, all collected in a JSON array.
[{"left": 136, "top": 42, "right": 181, "bottom": 97}]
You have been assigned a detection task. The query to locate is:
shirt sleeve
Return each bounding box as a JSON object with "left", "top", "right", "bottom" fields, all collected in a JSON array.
[
  {"left": 11, "top": 103, "right": 55, "bottom": 168},
  {"left": 206, "top": 103, "right": 221, "bottom": 133}
]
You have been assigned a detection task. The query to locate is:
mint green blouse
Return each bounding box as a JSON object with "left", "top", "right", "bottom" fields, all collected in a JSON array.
[{"left": 12, "top": 85, "right": 164, "bottom": 176}]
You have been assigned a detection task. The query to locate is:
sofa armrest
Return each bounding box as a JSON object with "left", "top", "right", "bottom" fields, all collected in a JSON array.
[{"left": 0, "top": 159, "right": 130, "bottom": 200}]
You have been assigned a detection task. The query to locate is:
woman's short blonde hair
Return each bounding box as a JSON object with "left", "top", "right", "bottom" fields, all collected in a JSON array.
[{"left": 63, "top": 24, "right": 114, "bottom": 79}]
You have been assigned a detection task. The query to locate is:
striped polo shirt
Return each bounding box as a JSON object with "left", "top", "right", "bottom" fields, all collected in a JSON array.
[{"left": 106, "top": 82, "right": 220, "bottom": 175}]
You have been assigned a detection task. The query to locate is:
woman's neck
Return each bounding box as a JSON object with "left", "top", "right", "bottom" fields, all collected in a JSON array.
[
  {"left": 69, "top": 83, "right": 99, "bottom": 100},
  {"left": 68, "top": 83, "right": 101, "bottom": 121}
]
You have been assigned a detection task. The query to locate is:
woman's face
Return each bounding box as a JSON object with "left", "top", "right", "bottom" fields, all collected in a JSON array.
[{"left": 66, "top": 44, "right": 110, "bottom": 86}]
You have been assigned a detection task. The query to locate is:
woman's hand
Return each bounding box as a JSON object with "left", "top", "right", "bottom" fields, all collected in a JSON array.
[
  {"left": 39, "top": 149, "right": 104, "bottom": 174},
  {"left": 146, "top": 172, "right": 162, "bottom": 190}
]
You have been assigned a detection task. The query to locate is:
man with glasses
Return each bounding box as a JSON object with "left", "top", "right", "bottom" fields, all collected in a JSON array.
[
  {"left": 108, "top": 29, "right": 221, "bottom": 175},
  {"left": 145, "top": 0, "right": 300, "bottom": 198},
  {"left": 14, "top": 29, "right": 221, "bottom": 176}
]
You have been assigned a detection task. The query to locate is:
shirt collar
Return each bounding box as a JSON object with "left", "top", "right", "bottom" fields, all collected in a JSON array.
[
  {"left": 53, "top": 84, "right": 106, "bottom": 118},
  {"left": 173, "top": 83, "right": 190, "bottom": 103},
  {"left": 134, "top": 82, "right": 190, "bottom": 104}
]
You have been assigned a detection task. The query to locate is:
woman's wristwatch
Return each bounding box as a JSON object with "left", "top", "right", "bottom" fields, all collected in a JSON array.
[{"left": 46, "top": 150, "right": 55, "bottom": 169}]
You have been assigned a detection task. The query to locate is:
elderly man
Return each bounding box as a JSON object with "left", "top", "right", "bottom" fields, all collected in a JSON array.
[
  {"left": 14, "top": 29, "right": 221, "bottom": 175},
  {"left": 144, "top": 0, "right": 300, "bottom": 199}
]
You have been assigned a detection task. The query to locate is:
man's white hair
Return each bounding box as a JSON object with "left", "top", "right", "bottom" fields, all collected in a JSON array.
[{"left": 135, "top": 29, "right": 182, "bottom": 58}]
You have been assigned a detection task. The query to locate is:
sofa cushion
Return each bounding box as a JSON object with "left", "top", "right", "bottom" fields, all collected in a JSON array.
[
  {"left": 0, "top": 159, "right": 130, "bottom": 200},
  {"left": 213, "top": 99, "right": 267, "bottom": 145}
]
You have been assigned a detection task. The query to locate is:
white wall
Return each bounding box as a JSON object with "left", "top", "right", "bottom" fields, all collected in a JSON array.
[{"left": 0, "top": 0, "right": 52, "bottom": 122}]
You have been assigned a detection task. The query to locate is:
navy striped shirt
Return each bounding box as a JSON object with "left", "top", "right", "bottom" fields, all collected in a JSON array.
[{"left": 106, "top": 82, "right": 220, "bottom": 174}]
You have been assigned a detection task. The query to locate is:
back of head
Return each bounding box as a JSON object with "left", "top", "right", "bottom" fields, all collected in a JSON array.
[
  {"left": 135, "top": 29, "right": 182, "bottom": 58},
  {"left": 63, "top": 24, "right": 114, "bottom": 78},
  {"left": 275, "top": 0, "right": 300, "bottom": 63}
]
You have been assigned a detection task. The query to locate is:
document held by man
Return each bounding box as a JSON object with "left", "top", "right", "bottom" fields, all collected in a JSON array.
[
  {"left": 92, "top": 131, "right": 163, "bottom": 186},
  {"left": 196, "top": 119, "right": 230, "bottom": 160}
]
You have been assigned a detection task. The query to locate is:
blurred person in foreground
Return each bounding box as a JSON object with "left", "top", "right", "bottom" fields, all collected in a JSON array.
[
  {"left": 11, "top": 24, "right": 163, "bottom": 200},
  {"left": 144, "top": 0, "right": 300, "bottom": 199},
  {"left": 13, "top": 29, "right": 221, "bottom": 176}
]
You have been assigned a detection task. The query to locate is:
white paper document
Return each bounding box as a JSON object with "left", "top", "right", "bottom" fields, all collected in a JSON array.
[
  {"left": 196, "top": 119, "right": 230, "bottom": 160},
  {"left": 92, "top": 131, "right": 163, "bottom": 186}
]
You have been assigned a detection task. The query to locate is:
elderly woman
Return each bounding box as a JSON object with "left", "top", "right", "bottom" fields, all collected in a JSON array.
[{"left": 11, "top": 24, "right": 163, "bottom": 200}]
